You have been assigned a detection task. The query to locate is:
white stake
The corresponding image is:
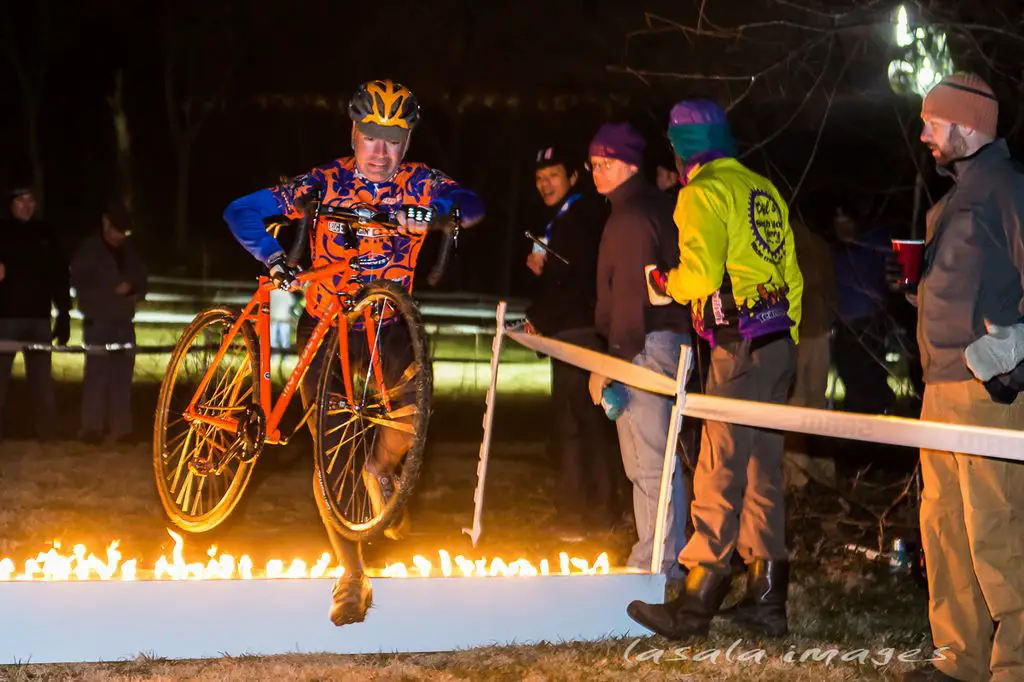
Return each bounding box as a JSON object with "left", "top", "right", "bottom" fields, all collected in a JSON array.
[
  {"left": 650, "top": 344, "right": 692, "bottom": 574},
  {"left": 463, "top": 301, "right": 507, "bottom": 547}
]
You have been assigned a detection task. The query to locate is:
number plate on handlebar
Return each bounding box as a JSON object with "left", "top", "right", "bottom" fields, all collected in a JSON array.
[{"left": 321, "top": 204, "right": 394, "bottom": 225}]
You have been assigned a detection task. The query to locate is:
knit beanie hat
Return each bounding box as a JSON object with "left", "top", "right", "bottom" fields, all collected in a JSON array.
[
  {"left": 589, "top": 123, "right": 646, "bottom": 167},
  {"left": 667, "top": 99, "right": 737, "bottom": 162},
  {"left": 922, "top": 73, "right": 998, "bottom": 137}
]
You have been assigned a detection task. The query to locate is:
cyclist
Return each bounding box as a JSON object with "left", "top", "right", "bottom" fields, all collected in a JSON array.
[{"left": 223, "top": 79, "right": 484, "bottom": 625}]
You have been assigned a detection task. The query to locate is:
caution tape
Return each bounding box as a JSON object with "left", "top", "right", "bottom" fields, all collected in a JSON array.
[{"left": 505, "top": 327, "right": 1024, "bottom": 462}]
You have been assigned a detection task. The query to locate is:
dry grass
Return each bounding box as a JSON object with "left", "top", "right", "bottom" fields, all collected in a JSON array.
[{"left": 0, "top": 637, "right": 940, "bottom": 681}]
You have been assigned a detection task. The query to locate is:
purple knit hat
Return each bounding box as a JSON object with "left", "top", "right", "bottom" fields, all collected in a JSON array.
[
  {"left": 588, "top": 122, "right": 646, "bottom": 167},
  {"left": 669, "top": 99, "right": 729, "bottom": 126}
]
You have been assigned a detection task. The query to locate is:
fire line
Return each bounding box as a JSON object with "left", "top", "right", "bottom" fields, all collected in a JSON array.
[{"left": 0, "top": 529, "right": 618, "bottom": 582}]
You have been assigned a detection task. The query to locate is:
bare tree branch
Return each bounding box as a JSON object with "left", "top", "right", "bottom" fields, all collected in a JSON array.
[
  {"left": 790, "top": 43, "right": 856, "bottom": 204},
  {"left": 741, "top": 35, "right": 836, "bottom": 159}
]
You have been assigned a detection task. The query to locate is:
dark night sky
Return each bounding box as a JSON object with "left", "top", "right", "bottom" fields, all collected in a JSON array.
[{"left": 0, "top": 0, "right": 1003, "bottom": 295}]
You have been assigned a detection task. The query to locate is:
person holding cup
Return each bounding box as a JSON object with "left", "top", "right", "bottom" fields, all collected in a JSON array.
[{"left": 893, "top": 72, "right": 1024, "bottom": 682}]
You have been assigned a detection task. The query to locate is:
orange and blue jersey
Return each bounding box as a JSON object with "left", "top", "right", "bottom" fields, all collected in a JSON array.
[{"left": 224, "top": 156, "right": 483, "bottom": 319}]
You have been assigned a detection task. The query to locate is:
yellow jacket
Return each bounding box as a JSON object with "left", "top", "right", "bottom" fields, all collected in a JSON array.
[{"left": 665, "top": 158, "right": 803, "bottom": 344}]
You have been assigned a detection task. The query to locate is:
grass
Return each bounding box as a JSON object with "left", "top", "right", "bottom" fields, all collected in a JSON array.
[{"left": 0, "top": 635, "right": 945, "bottom": 681}]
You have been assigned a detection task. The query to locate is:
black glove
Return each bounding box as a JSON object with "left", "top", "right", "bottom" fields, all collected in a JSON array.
[
  {"left": 53, "top": 311, "right": 71, "bottom": 346},
  {"left": 266, "top": 251, "right": 301, "bottom": 291},
  {"left": 885, "top": 250, "right": 914, "bottom": 294}
]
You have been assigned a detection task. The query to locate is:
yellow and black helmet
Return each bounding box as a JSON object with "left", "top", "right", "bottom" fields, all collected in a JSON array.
[{"left": 348, "top": 79, "right": 420, "bottom": 141}]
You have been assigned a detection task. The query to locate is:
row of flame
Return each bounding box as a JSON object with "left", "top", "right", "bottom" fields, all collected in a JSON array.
[{"left": 0, "top": 529, "right": 613, "bottom": 582}]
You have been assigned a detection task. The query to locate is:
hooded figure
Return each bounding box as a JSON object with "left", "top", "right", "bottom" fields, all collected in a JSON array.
[{"left": 630, "top": 99, "right": 803, "bottom": 641}]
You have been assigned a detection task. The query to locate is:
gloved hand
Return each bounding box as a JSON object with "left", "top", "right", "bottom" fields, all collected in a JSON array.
[
  {"left": 266, "top": 251, "right": 301, "bottom": 292},
  {"left": 645, "top": 265, "right": 673, "bottom": 306},
  {"left": 396, "top": 205, "right": 434, "bottom": 235},
  {"left": 964, "top": 322, "right": 1024, "bottom": 382},
  {"left": 52, "top": 311, "right": 71, "bottom": 346},
  {"left": 885, "top": 250, "right": 913, "bottom": 294}
]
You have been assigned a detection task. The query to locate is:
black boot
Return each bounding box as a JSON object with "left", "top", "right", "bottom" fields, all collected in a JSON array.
[
  {"left": 720, "top": 559, "right": 789, "bottom": 636},
  {"left": 627, "top": 565, "right": 732, "bottom": 639}
]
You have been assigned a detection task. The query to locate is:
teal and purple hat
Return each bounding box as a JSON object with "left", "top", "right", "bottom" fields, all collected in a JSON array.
[{"left": 667, "top": 99, "right": 737, "bottom": 162}]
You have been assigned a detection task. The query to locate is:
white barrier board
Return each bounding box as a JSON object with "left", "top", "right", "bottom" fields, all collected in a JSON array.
[{"left": 0, "top": 573, "right": 664, "bottom": 664}]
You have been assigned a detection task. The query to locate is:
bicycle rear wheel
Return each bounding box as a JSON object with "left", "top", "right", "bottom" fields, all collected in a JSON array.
[
  {"left": 314, "top": 280, "right": 432, "bottom": 542},
  {"left": 153, "top": 306, "right": 261, "bottom": 533}
]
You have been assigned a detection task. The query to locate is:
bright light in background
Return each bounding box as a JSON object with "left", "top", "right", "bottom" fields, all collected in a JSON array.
[{"left": 888, "top": 4, "right": 954, "bottom": 98}]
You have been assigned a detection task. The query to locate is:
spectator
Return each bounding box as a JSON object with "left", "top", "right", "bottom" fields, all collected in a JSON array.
[
  {"left": 653, "top": 153, "right": 681, "bottom": 194},
  {"left": 270, "top": 288, "right": 298, "bottom": 350},
  {"left": 70, "top": 201, "right": 148, "bottom": 444},
  {"left": 832, "top": 193, "right": 894, "bottom": 415},
  {"left": 894, "top": 73, "right": 1024, "bottom": 682},
  {"left": 587, "top": 122, "right": 693, "bottom": 579},
  {"left": 784, "top": 213, "right": 838, "bottom": 488},
  {"left": 629, "top": 99, "right": 802, "bottom": 640},
  {"left": 0, "top": 185, "right": 71, "bottom": 442},
  {"left": 524, "top": 145, "right": 622, "bottom": 541}
]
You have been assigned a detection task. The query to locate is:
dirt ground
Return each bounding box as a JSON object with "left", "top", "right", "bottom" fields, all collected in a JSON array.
[{"left": 0, "top": 378, "right": 933, "bottom": 680}]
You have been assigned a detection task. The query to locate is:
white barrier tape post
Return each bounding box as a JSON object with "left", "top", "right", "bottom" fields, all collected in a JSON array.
[
  {"left": 650, "top": 344, "right": 693, "bottom": 574},
  {"left": 503, "top": 328, "right": 1024, "bottom": 462},
  {"left": 463, "top": 301, "right": 507, "bottom": 547}
]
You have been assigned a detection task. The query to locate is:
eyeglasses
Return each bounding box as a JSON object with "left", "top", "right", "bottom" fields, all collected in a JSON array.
[{"left": 589, "top": 159, "right": 617, "bottom": 172}]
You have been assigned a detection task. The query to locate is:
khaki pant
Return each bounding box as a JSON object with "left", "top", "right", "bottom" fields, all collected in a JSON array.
[
  {"left": 784, "top": 332, "right": 836, "bottom": 488},
  {"left": 678, "top": 336, "right": 796, "bottom": 571},
  {"left": 920, "top": 380, "right": 1024, "bottom": 682},
  {"left": 789, "top": 331, "right": 830, "bottom": 409}
]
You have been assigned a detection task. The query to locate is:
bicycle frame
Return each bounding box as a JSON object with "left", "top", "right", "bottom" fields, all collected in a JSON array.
[{"left": 181, "top": 260, "right": 392, "bottom": 444}]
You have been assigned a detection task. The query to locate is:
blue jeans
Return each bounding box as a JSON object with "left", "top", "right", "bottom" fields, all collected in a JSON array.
[
  {"left": 0, "top": 318, "right": 56, "bottom": 440},
  {"left": 270, "top": 321, "right": 292, "bottom": 350},
  {"left": 615, "top": 330, "right": 690, "bottom": 575},
  {"left": 81, "top": 319, "right": 136, "bottom": 438}
]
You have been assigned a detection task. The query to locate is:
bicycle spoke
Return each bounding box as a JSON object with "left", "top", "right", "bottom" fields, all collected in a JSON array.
[
  {"left": 325, "top": 420, "right": 374, "bottom": 477},
  {"left": 177, "top": 469, "right": 195, "bottom": 511},
  {"left": 362, "top": 414, "right": 417, "bottom": 434},
  {"left": 168, "top": 427, "right": 195, "bottom": 494}
]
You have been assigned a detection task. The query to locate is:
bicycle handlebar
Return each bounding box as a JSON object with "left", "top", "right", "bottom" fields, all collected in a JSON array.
[
  {"left": 286, "top": 189, "right": 323, "bottom": 268},
  {"left": 284, "top": 193, "right": 462, "bottom": 285}
]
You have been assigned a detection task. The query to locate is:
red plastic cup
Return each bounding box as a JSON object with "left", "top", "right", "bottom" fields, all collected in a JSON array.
[{"left": 892, "top": 239, "right": 925, "bottom": 287}]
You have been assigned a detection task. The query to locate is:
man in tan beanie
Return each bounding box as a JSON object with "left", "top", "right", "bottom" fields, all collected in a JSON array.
[{"left": 892, "top": 72, "right": 1024, "bottom": 682}]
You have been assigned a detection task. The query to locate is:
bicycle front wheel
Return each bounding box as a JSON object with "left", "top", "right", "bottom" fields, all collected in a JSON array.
[
  {"left": 314, "top": 281, "right": 432, "bottom": 542},
  {"left": 153, "top": 306, "right": 261, "bottom": 533}
]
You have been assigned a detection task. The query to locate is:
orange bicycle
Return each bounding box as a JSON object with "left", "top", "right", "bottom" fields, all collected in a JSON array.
[{"left": 152, "top": 196, "right": 459, "bottom": 540}]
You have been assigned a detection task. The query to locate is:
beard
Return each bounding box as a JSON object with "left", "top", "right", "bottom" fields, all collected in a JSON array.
[{"left": 930, "top": 126, "right": 970, "bottom": 167}]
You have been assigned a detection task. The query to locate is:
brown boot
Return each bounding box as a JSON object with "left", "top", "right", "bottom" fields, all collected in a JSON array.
[
  {"left": 329, "top": 571, "right": 373, "bottom": 626},
  {"left": 626, "top": 565, "right": 732, "bottom": 639},
  {"left": 719, "top": 559, "right": 789, "bottom": 636}
]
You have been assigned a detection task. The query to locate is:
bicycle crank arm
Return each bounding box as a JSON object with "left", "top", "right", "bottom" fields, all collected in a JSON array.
[{"left": 183, "top": 412, "right": 240, "bottom": 433}]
